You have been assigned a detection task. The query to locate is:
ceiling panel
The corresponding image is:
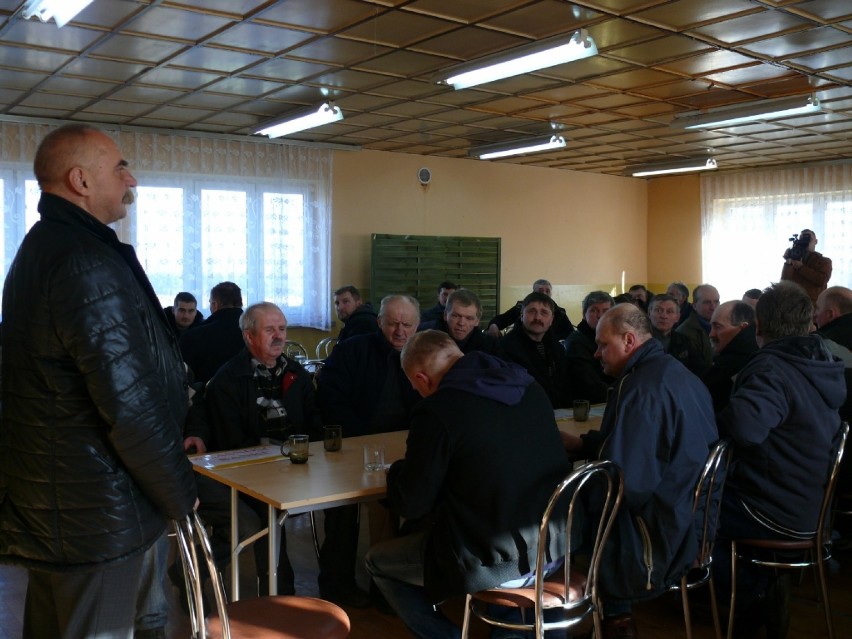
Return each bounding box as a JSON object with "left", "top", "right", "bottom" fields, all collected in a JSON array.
[{"left": 0, "top": 0, "right": 849, "bottom": 176}]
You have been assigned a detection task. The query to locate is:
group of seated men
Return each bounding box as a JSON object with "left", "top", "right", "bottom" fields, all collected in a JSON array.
[{"left": 164, "top": 274, "right": 849, "bottom": 639}]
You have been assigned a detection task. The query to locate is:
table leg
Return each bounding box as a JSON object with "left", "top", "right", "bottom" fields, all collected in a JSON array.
[
  {"left": 268, "top": 504, "right": 278, "bottom": 595},
  {"left": 231, "top": 486, "right": 239, "bottom": 601}
]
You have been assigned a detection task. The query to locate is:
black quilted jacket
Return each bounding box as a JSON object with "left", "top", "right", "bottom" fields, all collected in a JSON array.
[{"left": 0, "top": 193, "right": 197, "bottom": 571}]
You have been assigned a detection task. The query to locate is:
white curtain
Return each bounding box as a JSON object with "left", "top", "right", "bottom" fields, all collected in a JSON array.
[
  {"left": 0, "top": 121, "right": 332, "bottom": 329},
  {"left": 701, "top": 163, "right": 852, "bottom": 301}
]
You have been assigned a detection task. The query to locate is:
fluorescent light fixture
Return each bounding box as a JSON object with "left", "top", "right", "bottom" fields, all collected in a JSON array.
[
  {"left": 441, "top": 29, "right": 597, "bottom": 90},
  {"left": 255, "top": 103, "right": 343, "bottom": 138},
  {"left": 21, "top": 0, "right": 94, "bottom": 28},
  {"left": 469, "top": 135, "right": 567, "bottom": 160},
  {"left": 629, "top": 157, "right": 718, "bottom": 178},
  {"left": 675, "top": 95, "right": 821, "bottom": 129}
]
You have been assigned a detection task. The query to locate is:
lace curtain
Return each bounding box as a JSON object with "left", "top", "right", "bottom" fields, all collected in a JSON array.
[
  {"left": 701, "top": 163, "right": 852, "bottom": 301},
  {"left": 0, "top": 121, "right": 332, "bottom": 329}
]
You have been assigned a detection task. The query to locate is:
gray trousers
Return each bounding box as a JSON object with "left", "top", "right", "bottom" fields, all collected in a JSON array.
[{"left": 24, "top": 553, "right": 144, "bottom": 639}]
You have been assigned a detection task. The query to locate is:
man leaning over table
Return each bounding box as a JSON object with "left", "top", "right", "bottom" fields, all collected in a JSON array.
[
  {"left": 316, "top": 294, "right": 422, "bottom": 607},
  {"left": 194, "top": 302, "right": 322, "bottom": 597},
  {"left": 563, "top": 303, "right": 718, "bottom": 639},
  {"left": 366, "top": 330, "right": 571, "bottom": 639}
]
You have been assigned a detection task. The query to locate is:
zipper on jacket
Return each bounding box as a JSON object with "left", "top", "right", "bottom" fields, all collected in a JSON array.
[{"left": 636, "top": 515, "right": 654, "bottom": 590}]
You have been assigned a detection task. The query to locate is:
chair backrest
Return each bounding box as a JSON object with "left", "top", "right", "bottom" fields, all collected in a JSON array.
[
  {"left": 285, "top": 341, "right": 309, "bottom": 362},
  {"left": 819, "top": 421, "right": 849, "bottom": 546},
  {"left": 534, "top": 460, "right": 623, "bottom": 634},
  {"left": 174, "top": 512, "right": 232, "bottom": 639},
  {"left": 694, "top": 439, "right": 732, "bottom": 570},
  {"left": 316, "top": 337, "right": 338, "bottom": 359}
]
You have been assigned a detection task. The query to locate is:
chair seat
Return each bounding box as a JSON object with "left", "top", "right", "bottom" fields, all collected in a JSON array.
[
  {"left": 735, "top": 537, "right": 815, "bottom": 551},
  {"left": 469, "top": 571, "right": 587, "bottom": 609},
  {"left": 206, "top": 595, "right": 351, "bottom": 639}
]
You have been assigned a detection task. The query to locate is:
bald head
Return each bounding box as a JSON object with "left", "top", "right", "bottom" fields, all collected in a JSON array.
[
  {"left": 401, "top": 330, "right": 464, "bottom": 397},
  {"left": 594, "top": 303, "right": 652, "bottom": 378},
  {"left": 33, "top": 124, "right": 138, "bottom": 225},
  {"left": 815, "top": 286, "right": 852, "bottom": 329}
]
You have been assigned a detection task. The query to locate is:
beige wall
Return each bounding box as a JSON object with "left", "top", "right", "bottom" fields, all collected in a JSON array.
[
  {"left": 646, "top": 174, "right": 703, "bottom": 295},
  {"left": 330, "top": 148, "right": 648, "bottom": 326}
]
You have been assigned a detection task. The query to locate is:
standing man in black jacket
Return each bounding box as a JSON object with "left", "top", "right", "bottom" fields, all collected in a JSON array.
[{"left": 0, "top": 124, "right": 197, "bottom": 638}]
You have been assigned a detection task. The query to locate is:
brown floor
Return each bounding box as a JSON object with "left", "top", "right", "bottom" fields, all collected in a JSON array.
[{"left": 1, "top": 513, "right": 850, "bottom": 639}]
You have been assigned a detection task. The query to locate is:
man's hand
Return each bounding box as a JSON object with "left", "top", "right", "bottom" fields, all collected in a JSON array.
[
  {"left": 559, "top": 431, "right": 584, "bottom": 452},
  {"left": 183, "top": 436, "right": 206, "bottom": 455},
  {"left": 486, "top": 324, "right": 500, "bottom": 339},
  {"left": 785, "top": 258, "right": 803, "bottom": 270}
]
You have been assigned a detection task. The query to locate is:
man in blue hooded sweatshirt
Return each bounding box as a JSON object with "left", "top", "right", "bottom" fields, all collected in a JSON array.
[
  {"left": 366, "top": 330, "right": 571, "bottom": 639},
  {"left": 715, "top": 281, "right": 846, "bottom": 637}
]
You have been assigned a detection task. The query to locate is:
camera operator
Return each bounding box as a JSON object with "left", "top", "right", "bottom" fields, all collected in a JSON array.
[{"left": 781, "top": 228, "right": 832, "bottom": 305}]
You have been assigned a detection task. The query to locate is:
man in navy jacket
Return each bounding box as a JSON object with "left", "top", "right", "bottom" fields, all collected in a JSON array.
[{"left": 565, "top": 303, "right": 718, "bottom": 638}]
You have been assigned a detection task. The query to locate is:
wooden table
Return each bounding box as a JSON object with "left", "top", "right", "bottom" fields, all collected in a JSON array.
[
  {"left": 192, "top": 431, "right": 408, "bottom": 599},
  {"left": 555, "top": 405, "right": 604, "bottom": 437},
  {"left": 191, "top": 407, "right": 603, "bottom": 600}
]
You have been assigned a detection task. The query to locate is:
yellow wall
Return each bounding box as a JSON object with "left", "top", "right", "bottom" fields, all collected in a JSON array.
[
  {"left": 330, "top": 148, "right": 648, "bottom": 322},
  {"left": 646, "top": 174, "right": 703, "bottom": 294}
]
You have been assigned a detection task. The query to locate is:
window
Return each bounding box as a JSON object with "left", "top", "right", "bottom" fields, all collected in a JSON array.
[
  {"left": 133, "top": 181, "right": 311, "bottom": 317},
  {"left": 701, "top": 164, "right": 852, "bottom": 300},
  {"left": 0, "top": 124, "right": 332, "bottom": 328}
]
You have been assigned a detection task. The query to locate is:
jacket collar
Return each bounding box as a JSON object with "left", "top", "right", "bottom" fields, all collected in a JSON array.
[{"left": 39, "top": 192, "right": 119, "bottom": 246}]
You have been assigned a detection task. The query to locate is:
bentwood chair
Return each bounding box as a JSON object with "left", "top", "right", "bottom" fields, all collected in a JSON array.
[
  {"left": 727, "top": 422, "right": 849, "bottom": 639},
  {"left": 284, "top": 341, "right": 309, "bottom": 364},
  {"left": 315, "top": 337, "right": 338, "bottom": 359},
  {"left": 668, "top": 439, "right": 731, "bottom": 639},
  {"left": 173, "top": 512, "right": 350, "bottom": 639},
  {"left": 460, "top": 460, "right": 624, "bottom": 639}
]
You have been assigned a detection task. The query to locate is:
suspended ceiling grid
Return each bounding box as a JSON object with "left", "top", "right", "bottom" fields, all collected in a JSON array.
[{"left": 0, "top": 0, "right": 850, "bottom": 175}]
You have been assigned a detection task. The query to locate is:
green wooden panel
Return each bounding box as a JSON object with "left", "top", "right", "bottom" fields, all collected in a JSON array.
[{"left": 371, "top": 234, "right": 501, "bottom": 326}]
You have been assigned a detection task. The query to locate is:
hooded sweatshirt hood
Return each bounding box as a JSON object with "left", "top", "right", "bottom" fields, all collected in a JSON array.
[{"left": 438, "top": 351, "right": 534, "bottom": 405}]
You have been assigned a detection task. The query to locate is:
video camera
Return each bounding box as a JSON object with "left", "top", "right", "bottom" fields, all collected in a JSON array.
[{"left": 785, "top": 231, "right": 812, "bottom": 262}]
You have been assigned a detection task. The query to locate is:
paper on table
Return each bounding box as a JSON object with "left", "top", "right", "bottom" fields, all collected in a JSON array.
[{"left": 191, "top": 444, "right": 283, "bottom": 470}]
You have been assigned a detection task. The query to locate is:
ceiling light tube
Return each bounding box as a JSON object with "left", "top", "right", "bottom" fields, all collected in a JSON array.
[
  {"left": 255, "top": 103, "right": 343, "bottom": 138},
  {"left": 469, "top": 135, "right": 567, "bottom": 160},
  {"left": 441, "top": 30, "right": 597, "bottom": 90},
  {"left": 21, "top": 0, "right": 95, "bottom": 28},
  {"left": 675, "top": 95, "right": 820, "bottom": 129},
  {"left": 629, "top": 157, "right": 718, "bottom": 178}
]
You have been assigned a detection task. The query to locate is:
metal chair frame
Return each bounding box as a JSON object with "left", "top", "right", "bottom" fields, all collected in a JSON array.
[
  {"left": 284, "top": 341, "right": 309, "bottom": 363},
  {"left": 173, "top": 511, "right": 350, "bottom": 639},
  {"left": 668, "top": 439, "right": 731, "bottom": 639},
  {"left": 315, "top": 337, "right": 338, "bottom": 359},
  {"left": 727, "top": 421, "right": 849, "bottom": 639},
  {"left": 460, "top": 460, "right": 624, "bottom": 639}
]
